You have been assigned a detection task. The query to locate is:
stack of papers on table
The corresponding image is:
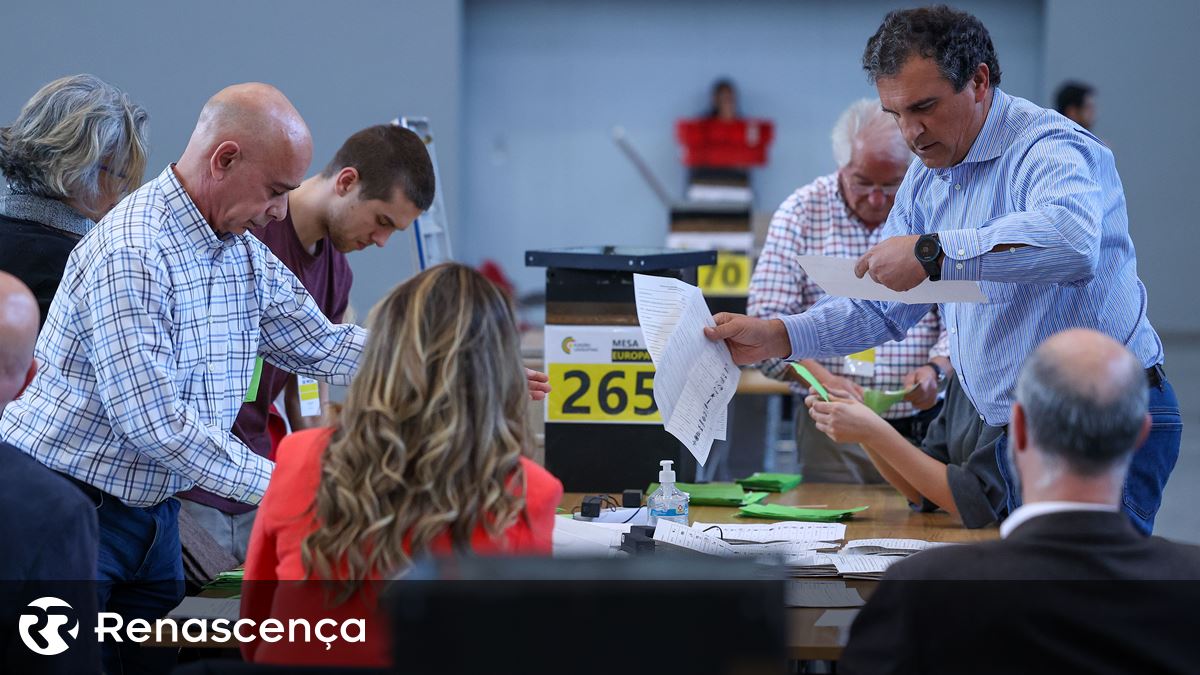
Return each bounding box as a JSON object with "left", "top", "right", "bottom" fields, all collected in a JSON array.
[
  {"left": 831, "top": 554, "right": 899, "bottom": 580},
  {"left": 841, "top": 538, "right": 951, "bottom": 556},
  {"left": 653, "top": 520, "right": 830, "bottom": 560},
  {"left": 735, "top": 472, "right": 803, "bottom": 492},
  {"left": 691, "top": 521, "right": 847, "bottom": 544},
  {"left": 738, "top": 503, "right": 868, "bottom": 522},
  {"left": 780, "top": 553, "right": 900, "bottom": 579},
  {"left": 646, "top": 481, "right": 768, "bottom": 507}
]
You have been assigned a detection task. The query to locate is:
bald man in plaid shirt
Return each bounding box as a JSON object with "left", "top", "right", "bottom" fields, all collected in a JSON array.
[{"left": 749, "top": 99, "right": 952, "bottom": 483}]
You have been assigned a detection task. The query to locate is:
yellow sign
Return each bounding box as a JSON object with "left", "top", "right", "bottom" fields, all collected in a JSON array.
[
  {"left": 547, "top": 362, "right": 661, "bottom": 423},
  {"left": 699, "top": 252, "right": 751, "bottom": 296}
]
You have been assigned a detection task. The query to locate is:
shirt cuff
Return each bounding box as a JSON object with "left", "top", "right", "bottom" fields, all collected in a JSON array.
[
  {"left": 780, "top": 314, "right": 819, "bottom": 362},
  {"left": 939, "top": 228, "right": 983, "bottom": 281}
]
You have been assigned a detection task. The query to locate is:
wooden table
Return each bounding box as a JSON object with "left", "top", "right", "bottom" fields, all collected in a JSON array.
[{"left": 562, "top": 484, "right": 997, "bottom": 660}]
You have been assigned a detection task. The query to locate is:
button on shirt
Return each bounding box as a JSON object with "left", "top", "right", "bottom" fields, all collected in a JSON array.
[
  {"left": 748, "top": 173, "right": 948, "bottom": 419},
  {"left": 0, "top": 167, "right": 366, "bottom": 507},
  {"left": 780, "top": 89, "right": 1163, "bottom": 425}
]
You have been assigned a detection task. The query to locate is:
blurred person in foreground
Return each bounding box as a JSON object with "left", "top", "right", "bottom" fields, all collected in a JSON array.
[
  {"left": 841, "top": 329, "right": 1200, "bottom": 675},
  {"left": 241, "top": 263, "right": 563, "bottom": 668}
]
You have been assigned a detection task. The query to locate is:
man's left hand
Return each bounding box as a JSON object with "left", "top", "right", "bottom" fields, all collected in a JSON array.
[
  {"left": 855, "top": 234, "right": 928, "bottom": 292},
  {"left": 902, "top": 365, "right": 940, "bottom": 410},
  {"left": 526, "top": 368, "right": 551, "bottom": 401}
]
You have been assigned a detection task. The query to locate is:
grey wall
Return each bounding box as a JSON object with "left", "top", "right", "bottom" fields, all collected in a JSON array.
[
  {"left": 460, "top": 0, "right": 1044, "bottom": 293},
  {"left": 0, "top": 0, "right": 463, "bottom": 322},
  {"left": 1043, "top": 0, "right": 1200, "bottom": 335}
]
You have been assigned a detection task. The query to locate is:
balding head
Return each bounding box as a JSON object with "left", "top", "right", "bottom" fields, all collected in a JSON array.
[
  {"left": 1011, "top": 329, "right": 1149, "bottom": 501},
  {"left": 832, "top": 99, "right": 912, "bottom": 228},
  {"left": 175, "top": 83, "right": 312, "bottom": 237},
  {"left": 0, "top": 272, "right": 40, "bottom": 412}
]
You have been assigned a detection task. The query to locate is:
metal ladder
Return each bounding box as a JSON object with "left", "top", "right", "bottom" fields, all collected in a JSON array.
[{"left": 394, "top": 116, "right": 452, "bottom": 270}]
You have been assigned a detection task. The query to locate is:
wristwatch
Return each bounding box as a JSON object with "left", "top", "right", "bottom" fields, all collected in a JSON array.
[
  {"left": 914, "top": 233, "right": 942, "bottom": 281},
  {"left": 925, "top": 361, "right": 946, "bottom": 383}
]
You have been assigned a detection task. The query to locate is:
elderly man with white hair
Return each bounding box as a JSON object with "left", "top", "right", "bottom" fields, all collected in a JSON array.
[{"left": 748, "top": 98, "right": 951, "bottom": 483}]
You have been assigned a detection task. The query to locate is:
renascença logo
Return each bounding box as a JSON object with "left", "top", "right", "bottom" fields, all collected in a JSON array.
[{"left": 19, "top": 597, "right": 78, "bottom": 655}]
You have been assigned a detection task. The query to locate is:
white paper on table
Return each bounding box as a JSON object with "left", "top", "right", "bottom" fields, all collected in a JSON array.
[
  {"left": 814, "top": 609, "right": 861, "bottom": 629},
  {"left": 785, "top": 581, "right": 866, "bottom": 608},
  {"left": 633, "top": 274, "right": 740, "bottom": 464},
  {"left": 797, "top": 255, "right": 987, "bottom": 304},
  {"left": 553, "top": 516, "right": 624, "bottom": 558},
  {"left": 692, "top": 521, "right": 847, "bottom": 544},
  {"left": 831, "top": 554, "right": 899, "bottom": 576},
  {"left": 841, "top": 538, "right": 951, "bottom": 555},
  {"left": 652, "top": 519, "right": 734, "bottom": 556}
]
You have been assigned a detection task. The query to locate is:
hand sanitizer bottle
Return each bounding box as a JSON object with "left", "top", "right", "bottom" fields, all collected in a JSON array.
[{"left": 648, "top": 460, "right": 690, "bottom": 526}]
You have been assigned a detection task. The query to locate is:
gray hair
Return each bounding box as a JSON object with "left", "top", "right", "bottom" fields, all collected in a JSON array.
[
  {"left": 0, "top": 74, "right": 149, "bottom": 214},
  {"left": 1015, "top": 344, "right": 1147, "bottom": 476},
  {"left": 831, "top": 98, "right": 910, "bottom": 168}
]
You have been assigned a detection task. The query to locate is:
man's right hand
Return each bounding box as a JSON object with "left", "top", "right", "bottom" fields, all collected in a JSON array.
[{"left": 704, "top": 314, "right": 792, "bottom": 365}]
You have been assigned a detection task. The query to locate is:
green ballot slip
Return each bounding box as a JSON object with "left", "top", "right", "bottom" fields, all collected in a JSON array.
[
  {"left": 735, "top": 472, "right": 804, "bottom": 493},
  {"left": 647, "top": 482, "right": 748, "bottom": 506},
  {"left": 243, "top": 357, "right": 264, "bottom": 403},
  {"left": 862, "top": 384, "right": 918, "bottom": 415},
  {"left": 741, "top": 491, "right": 770, "bottom": 506},
  {"left": 791, "top": 363, "right": 830, "bottom": 401},
  {"left": 737, "top": 502, "right": 868, "bottom": 522}
]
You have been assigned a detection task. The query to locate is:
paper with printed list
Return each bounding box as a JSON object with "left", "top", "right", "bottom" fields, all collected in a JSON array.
[
  {"left": 633, "top": 274, "right": 741, "bottom": 466},
  {"left": 796, "top": 255, "right": 987, "bottom": 304}
]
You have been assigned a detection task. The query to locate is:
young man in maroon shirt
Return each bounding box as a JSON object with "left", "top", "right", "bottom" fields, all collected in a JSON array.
[{"left": 179, "top": 124, "right": 435, "bottom": 561}]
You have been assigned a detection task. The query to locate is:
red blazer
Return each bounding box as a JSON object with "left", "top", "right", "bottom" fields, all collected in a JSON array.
[{"left": 240, "top": 427, "right": 563, "bottom": 666}]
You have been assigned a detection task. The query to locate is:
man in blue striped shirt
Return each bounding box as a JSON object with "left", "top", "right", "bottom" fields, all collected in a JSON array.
[{"left": 706, "top": 6, "right": 1179, "bottom": 535}]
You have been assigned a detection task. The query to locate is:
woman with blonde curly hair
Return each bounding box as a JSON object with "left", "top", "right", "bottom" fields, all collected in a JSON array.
[
  {"left": 242, "top": 262, "right": 563, "bottom": 667},
  {"left": 0, "top": 74, "right": 148, "bottom": 325}
]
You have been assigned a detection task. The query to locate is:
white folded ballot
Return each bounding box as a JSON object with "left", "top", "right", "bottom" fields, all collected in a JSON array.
[
  {"left": 841, "top": 538, "right": 954, "bottom": 556},
  {"left": 796, "top": 254, "right": 987, "bottom": 304},
  {"left": 690, "top": 521, "right": 846, "bottom": 546}
]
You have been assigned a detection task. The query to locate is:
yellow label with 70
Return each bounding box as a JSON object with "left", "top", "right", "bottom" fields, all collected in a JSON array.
[
  {"left": 699, "top": 252, "right": 751, "bottom": 296},
  {"left": 547, "top": 363, "right": 661, "bottom": 423}
]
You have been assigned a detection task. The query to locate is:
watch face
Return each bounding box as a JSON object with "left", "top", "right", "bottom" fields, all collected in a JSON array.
[{"left": 916, "top": 238, "right": 939, "bottom": 261}]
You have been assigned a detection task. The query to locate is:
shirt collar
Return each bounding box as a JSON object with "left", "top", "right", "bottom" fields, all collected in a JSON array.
[
  {"left": 158, "top": 165, "right": 240, "bottom": 252},
  {"left": 956, "top": 87, "right": 1013, "bottom": 166},
  {"left": 1000, "top": 500, "right": 1120, "bottom": 539}
]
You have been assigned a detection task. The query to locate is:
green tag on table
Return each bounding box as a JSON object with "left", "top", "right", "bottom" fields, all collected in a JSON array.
[
  {"left": 243, "top": 357, "right": 264, "bottom": 403},
  {"left": 862, "top": 384, "right": 917, "bottom": 415},
  {"left": 741, "top": 491, "right": 770, "bottom": 506},
  {"left": 737, "top": 502, "right": 868, "bottom": 522},
  {"left": 735, "top": 472, "right": 804, "bottom": 493},
  {"left": 646, "top": 482, "right": 748, "bottom": 506},
  {"left": 791, "top": 363, "right": 830, "bottom": 401}
]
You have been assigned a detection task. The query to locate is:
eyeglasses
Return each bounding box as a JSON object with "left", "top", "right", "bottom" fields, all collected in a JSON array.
[{"left": 845, "top": 180, "right": 902, "bottom": 197}]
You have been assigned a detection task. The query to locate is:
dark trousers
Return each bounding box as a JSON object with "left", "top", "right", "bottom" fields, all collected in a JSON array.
[
  {"left": 997, "top": 369, "right": 1182, "bottom": 535},
  {"left": 70, "top": 479, "right": 185, "bottom": 675}
]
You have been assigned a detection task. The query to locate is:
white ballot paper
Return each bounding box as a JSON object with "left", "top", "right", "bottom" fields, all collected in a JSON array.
[
  {"left": 797, "top": 255, "right": 987, "bottom": 304},
  {"left": 633, "top": 274, "right": 740, "bottom": 466}
]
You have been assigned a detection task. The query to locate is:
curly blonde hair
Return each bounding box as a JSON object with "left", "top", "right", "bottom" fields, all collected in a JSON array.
[{"left": 301, "top": 263, "right": 531, "bottom": 594}]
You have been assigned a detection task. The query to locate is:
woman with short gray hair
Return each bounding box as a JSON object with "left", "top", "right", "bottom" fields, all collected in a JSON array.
[{"left": 0, "top": 74, "right": 148, "bottom": 325}]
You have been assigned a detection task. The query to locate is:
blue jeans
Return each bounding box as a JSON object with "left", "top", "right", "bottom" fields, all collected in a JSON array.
[
  {"left": 997, "top": 373, "right": 1182, "bottom": 535},
  {"left": 91, "top": 492, "right": 185, "bottom": 675}
]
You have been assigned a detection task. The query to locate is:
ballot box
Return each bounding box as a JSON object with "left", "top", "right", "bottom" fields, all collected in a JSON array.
[{"left": 525, "top": 246, "right": 716, "bottom": 492}]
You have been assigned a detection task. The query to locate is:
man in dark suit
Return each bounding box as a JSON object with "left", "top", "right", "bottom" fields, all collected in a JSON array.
[
  {"left": 0, "top": 271, "right": 99, "bottom": 673},
  {"left": 841, "top": 328, "right": 1200, "bottom": 675}
]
